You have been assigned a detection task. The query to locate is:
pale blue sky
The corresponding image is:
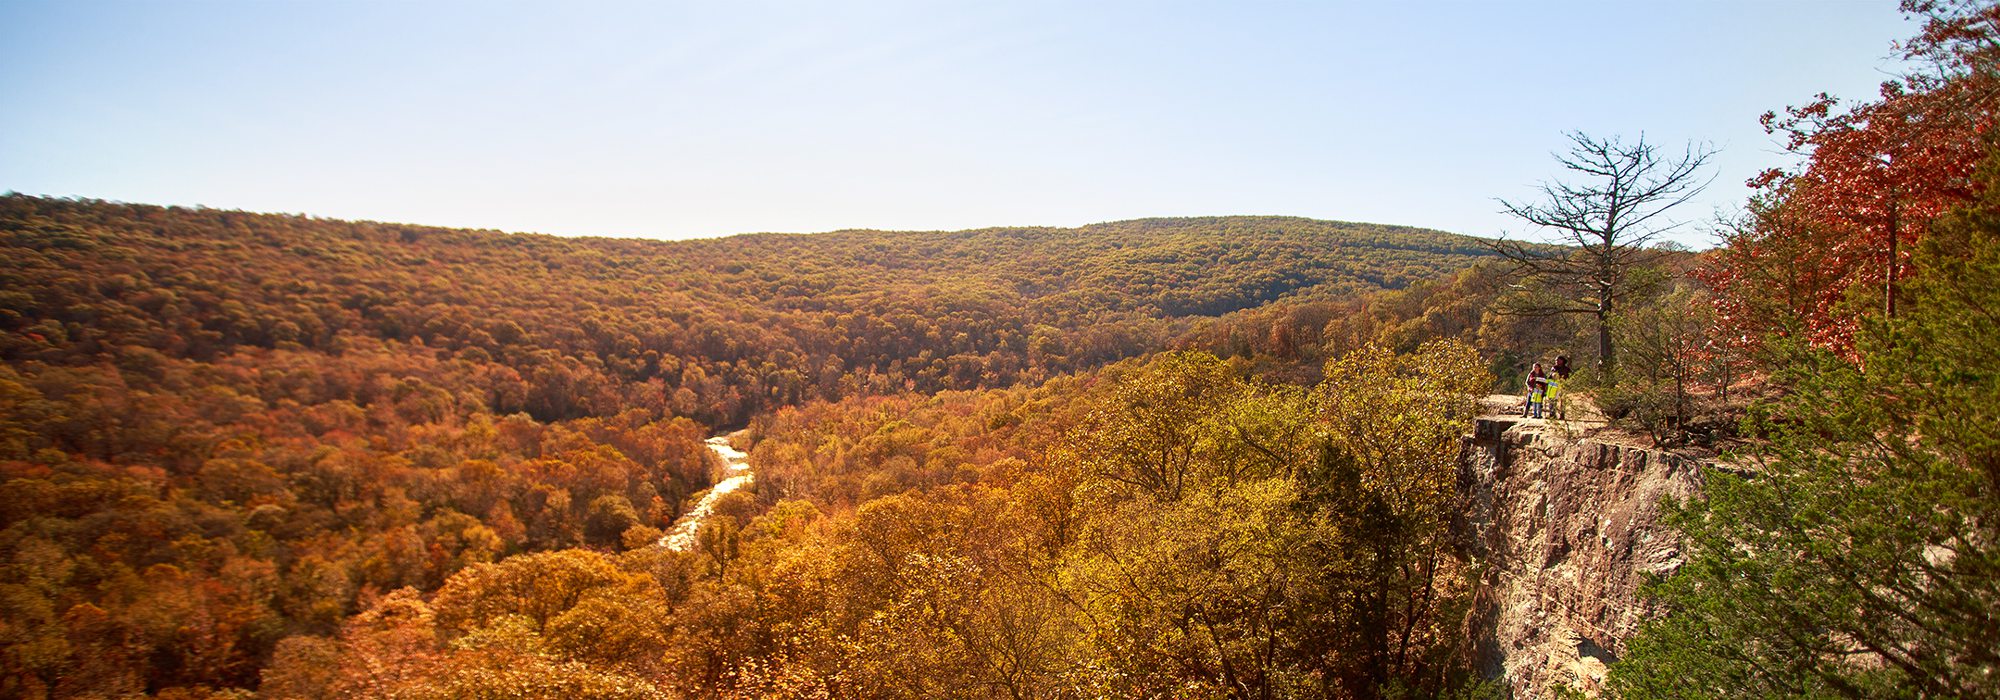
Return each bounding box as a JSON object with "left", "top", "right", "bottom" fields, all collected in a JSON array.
[{"left": 2, "top": 1, "right": 1914, "bottom": 245}]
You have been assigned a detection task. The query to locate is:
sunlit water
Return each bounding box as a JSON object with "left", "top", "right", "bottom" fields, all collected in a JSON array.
[{"left": 658, "top": 434, "right": 753, "bottom": 551}]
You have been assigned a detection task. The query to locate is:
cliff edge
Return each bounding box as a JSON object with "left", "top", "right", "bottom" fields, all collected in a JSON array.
[{"left": 1457, "top": 412, "right": 1722, "bottom": 697}]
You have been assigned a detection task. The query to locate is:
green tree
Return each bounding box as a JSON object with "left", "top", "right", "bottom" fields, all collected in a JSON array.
[
  {"left": 1611, "top": 151, "right": 2000, "bottom": 699},
  {"left": 1060, "top": 344, "right": 1491, "bottom": 699},
  {"left": 1302, "top": 341, "right": 1491, "bottom": 699},
  {"left": 1070, "top": 351, "right": 1248, "bottom": 502},
  {"left": 1599, "top": 284, "right": 1719, "bottom": 445}
]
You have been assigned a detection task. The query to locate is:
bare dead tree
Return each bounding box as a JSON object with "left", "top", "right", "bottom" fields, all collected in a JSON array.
[{"left": 1489, "top": 132, "right": 1715, "bottom": 371}]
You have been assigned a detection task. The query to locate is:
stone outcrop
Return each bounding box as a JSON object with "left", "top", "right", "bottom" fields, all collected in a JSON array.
[{"left": 1456, "top": 416, "right": 1719, "bottom": 698}]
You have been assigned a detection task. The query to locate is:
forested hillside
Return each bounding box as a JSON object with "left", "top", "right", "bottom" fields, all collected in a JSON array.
[
  {"left": 0, "top": 198, "right": 1501, "bottom": 697},
  {"left": 7, "top": 2, "right": 2000, "bottom": 697},
  {"left": 2, "top": 198, "right": 1490, "bottom": 427}
]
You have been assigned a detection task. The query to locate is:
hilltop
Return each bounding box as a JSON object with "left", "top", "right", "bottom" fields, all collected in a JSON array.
[{"left": 2, "top": 195, "right": 1497, "bottom": 427}]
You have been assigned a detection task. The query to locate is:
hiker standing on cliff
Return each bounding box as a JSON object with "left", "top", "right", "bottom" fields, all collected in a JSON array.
[
  {"left": 1523, "top": 362, "right": 1548, "bottom": 418},
  {"left": 1548, "top": 355, "right": 1573, "bottom": 419}
]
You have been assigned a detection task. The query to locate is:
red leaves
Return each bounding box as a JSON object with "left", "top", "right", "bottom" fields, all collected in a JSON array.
[{"left": 1708, "top": 5, "right": 1997, "bottom": 355}]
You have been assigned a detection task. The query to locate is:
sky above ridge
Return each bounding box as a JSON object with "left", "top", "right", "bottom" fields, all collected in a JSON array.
[{"left": 1, "top": 1, "right": 1915, "bottom": 246}]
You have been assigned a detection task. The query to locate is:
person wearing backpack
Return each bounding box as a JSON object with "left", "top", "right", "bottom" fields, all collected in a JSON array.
[{"left": 1547, "top": 355, "right": 1572, "bottom": 419}]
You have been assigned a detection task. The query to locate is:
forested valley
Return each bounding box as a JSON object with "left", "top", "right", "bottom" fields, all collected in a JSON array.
[
  {"left": 0, "top": 201, "right": 1524, "bottom": 697},
  {"left": 5, "top": 2, "right": 2000, "bottom": 698}
]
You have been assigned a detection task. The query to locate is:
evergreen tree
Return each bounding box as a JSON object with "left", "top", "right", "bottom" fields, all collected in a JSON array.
[{"left": 1611, "top": 151, "right": 2000, "bottom": 698}]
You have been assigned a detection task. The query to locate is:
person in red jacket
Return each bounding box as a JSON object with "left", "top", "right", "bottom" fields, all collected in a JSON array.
[{"left": 1523, "top": 362, "right": 1549, "bottom": 418}]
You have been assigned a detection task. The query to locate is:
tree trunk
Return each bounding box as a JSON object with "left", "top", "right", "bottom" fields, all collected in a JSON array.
[
  {"left": 1886, "top": 200, "right": 1901, "bottom": 319},
  {"left": 1596, "top": 288, "right": 1615, "bottom": 372}
]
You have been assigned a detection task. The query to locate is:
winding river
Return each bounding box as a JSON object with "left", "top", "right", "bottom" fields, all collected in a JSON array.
[{"left": 658, "top": 432, "right": 754, "bottom": 551}]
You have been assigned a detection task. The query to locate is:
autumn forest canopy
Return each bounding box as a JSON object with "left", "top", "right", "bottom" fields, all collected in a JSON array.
[{"left": 4, "top": 1, "right": 2000, "bottom": 698}]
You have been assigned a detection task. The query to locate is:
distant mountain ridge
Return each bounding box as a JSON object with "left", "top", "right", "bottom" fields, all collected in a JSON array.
[{"left": 2, "top": 195, "right": 1497, "bottom": 426}]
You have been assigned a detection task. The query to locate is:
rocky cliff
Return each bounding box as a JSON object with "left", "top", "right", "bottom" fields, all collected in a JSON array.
[{"left": 1456, "top": 415, "right": 1721, "bottom": 698}]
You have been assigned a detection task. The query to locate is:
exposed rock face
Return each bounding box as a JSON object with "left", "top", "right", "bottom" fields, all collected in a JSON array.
[{"left": 1456, "top": 416, "right": 1713, "bottom": 698}]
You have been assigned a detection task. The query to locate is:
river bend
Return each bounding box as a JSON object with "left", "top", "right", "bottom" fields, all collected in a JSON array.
[{"left": 659, "top": 433, "right": 753, "bottom": 551}]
